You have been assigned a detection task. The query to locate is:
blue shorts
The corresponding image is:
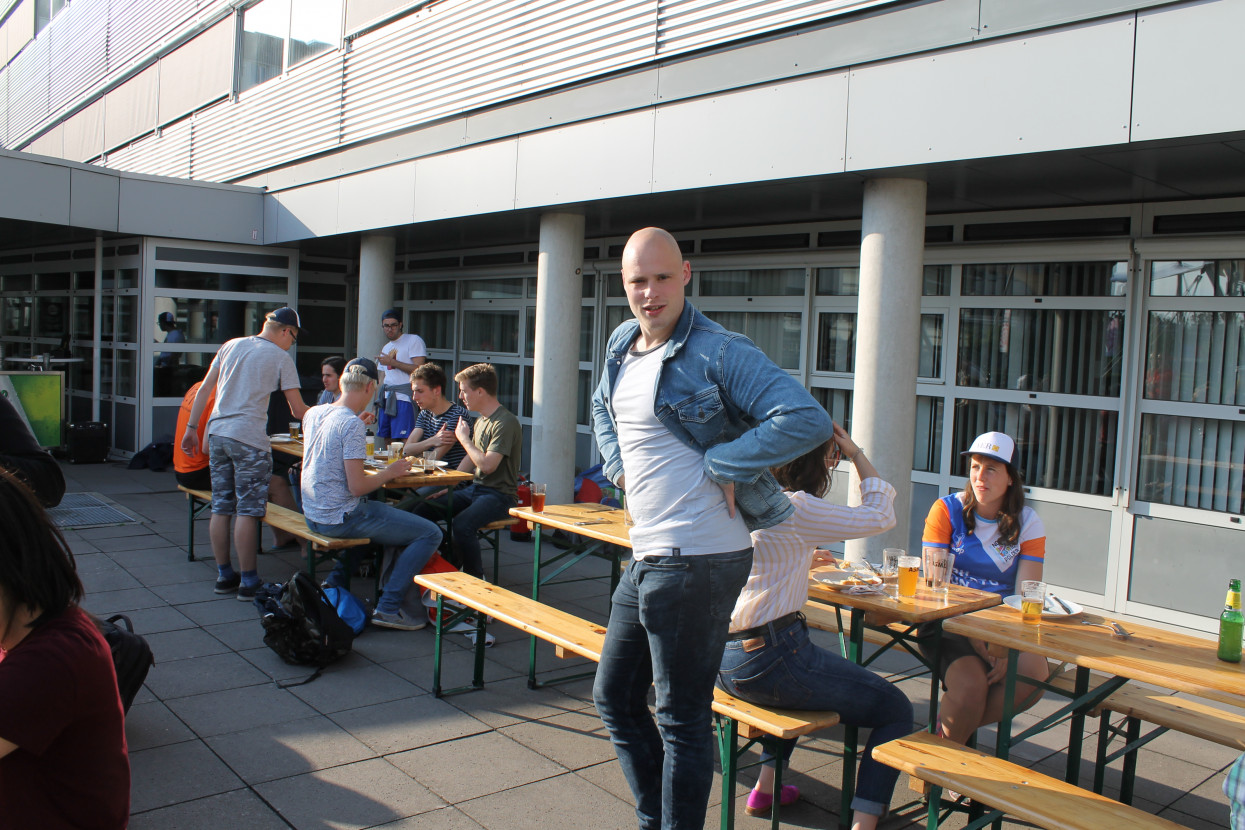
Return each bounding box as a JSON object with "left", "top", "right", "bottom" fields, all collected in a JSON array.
[
  {"left": 377, "top": 400, "right": 415, "bottom": 441},
  {"left": 208, "top": 435, "right": 272, "bottom": 517}
]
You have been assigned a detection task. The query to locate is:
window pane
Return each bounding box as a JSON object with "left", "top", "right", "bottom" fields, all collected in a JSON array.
[
  {"left": 1150, "top": 260, "right": 1245, "bottom": 298},
  {"left": 963, "top": 261, "right": 1127, "bottom": 297},
  {"left": 73, "top": 296, "right": 93, "bottom": 338},
  {"left": 494, "top": 363, "right": 519, "bottom": 416},
  {"left": 462, "top": 310, "right": 519, "bottom": 353},
  {"left": 37, "top": 272, "right": 71, "bottom": 291},
  {"left": 1138, "top": 414, "right": 1245, "bottom": 513},
  {"left": 578, "top": 369, "right": 592, "bottom": 426},
  {"left": 914, "top": 396, "right": 943, "bottom": 472},
  {"left": 525, "top": 311, "right": 534, "bottom": 360},
  {"left": 116, "top": 295, "right": 138, "bottom": 342},
  {"left": 815, "top": 267, "right": 859, "bottom": 296},
  {"left": 703, "top": 311, "right": 801, "bottom": 370},
  {"left": 34, "top": 298, "right": 68, "bottom": 338},
  {"left": 812, "top": 388, "right": 851, "bottom": 433},
  {"left": 155, "top": 270, "right": 288, "bottom": 294},
  {"left": 606, "top": 305, "right": 629, "bottom": 333},
  {"left": 149, "top": 299, "right": 269, "bottom": 345},
  {"left": 300, "top": 282, "right": 346, "bottom": 301},
  {"left": 408, "top": 281, "right": 455, "bottom": 300},
  {"left": 918, "top": 314, "right": 943, "bottom": 380},
  {"left": 3, "top": 274, "right": 33, "bottom": 291},
  {"left": 816, "top": 312, "right": 855, "bottom": 372},
  {"left": 289, "top": 0, "right": 340, "bottom": 67},
  {"left": 605, "top": 273, "right": 625, "bottom": 298},
  {"left": 3, "top": 297, "right": 32, "bottom": 337},
  {"left": 410, "top": 309, "right": 455, "bottom": 351},
  {"left": 116, "top": 349, "right": 137, "bottom": 398},
  {"left": 923, "top": 265, "right": 951, "bottom": 296},
  {"left": 957, "top": 309, "right": 1124, "bottom": 396},
  {"left": 463, "top": 278, "right": 523, "bottom": 299},
  {"left": 241, "top": 0, "right": 288, "bottom": 92},
  {"left": 700, "top": 268, "right": 805, "bottom": 297},
  {"left": 580, "top": 307, "right": 594, "bottom": 362},
  {"left": 953, "top": 400, "right": 1116, "bottom": 496},
  {"left": 1145, "top": 311, "right": 1245, "bottom": 404}
]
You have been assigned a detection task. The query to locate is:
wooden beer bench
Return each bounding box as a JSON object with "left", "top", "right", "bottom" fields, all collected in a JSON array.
[
  {"left": 874, "top": 730, "right": 1191, "bottom": 830},
  {"left": 413, "top": 569, "right": 841, "bottom": 830},
  {"left": 178, "top": 485, "right": 369, "bottom": 577}
]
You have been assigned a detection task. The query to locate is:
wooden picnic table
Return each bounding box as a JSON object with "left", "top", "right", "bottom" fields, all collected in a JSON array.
[{"left": 944, "top": 604, "right": 1245, "bottom": 786}]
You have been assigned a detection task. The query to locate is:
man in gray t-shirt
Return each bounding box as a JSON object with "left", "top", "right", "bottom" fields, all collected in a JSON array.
[{"left": 181, "top": 307, "right": 308, "bottom": 600}]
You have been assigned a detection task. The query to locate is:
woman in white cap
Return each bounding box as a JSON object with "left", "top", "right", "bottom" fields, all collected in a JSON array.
[{"left": 921, "top": 430, "right": 1048, "bottom": 748}]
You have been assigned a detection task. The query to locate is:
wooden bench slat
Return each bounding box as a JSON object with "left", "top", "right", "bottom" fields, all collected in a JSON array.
[
  {"left": 179, "top": 486, "right": 368, "bottom": 551},
  {"left": 875, "top": 731, "right": 1189, "bottom": 830},
  {"left": 1049, "top": 670, "right": 1245, "bottom": 750}
]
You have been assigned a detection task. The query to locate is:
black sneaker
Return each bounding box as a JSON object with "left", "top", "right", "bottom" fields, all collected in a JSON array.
[
  {"left": 214, "top": 573, "right": 241, "bottom": 594},
  {"left": 236, "top": 581, "right": 260, "bottom": 602}
]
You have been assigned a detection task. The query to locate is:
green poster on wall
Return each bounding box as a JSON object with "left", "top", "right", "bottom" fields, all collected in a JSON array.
[{"left": 0, "top": 372, "right": 64, "bottom": 448}]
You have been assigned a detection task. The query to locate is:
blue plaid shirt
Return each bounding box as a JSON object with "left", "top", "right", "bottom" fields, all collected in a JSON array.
[{"left": 1225, "top": 752, "right": 1245, "bottom": 830}]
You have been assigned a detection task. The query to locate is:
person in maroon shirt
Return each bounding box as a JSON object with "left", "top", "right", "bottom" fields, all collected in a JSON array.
[{"left": 0, "top": 469, "right": 130, "bottom": 829}]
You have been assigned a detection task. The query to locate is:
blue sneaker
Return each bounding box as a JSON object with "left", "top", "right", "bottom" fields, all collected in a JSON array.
[{"left": 214, "top": 573, "right": 241, "bottom": 594}]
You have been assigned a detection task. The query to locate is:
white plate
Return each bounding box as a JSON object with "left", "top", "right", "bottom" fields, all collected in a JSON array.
[
  {"left": 420, "top": 459, "right": 448, "bottom": 469},
  {"left": 270, "top": 434, "right": 295, "bottom": 442},
  {"left": 1003, "top": 594, "right": 1083, "bottom": 619},
  {"left": 815, "top": 570, "right": 883, "bottom": 590}
]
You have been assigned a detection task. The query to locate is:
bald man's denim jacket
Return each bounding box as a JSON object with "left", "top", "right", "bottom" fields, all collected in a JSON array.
[{"left": 591, "top": 302, "right": 833, "bottom": 532}]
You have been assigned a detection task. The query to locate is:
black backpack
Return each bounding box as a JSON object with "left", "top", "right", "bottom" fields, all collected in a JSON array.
[
  {"left": 94, "top": 613, "right": 155, "bottom": 713},
  {"left": 256, "top": 572, "right": 355, "bottom": 683}
]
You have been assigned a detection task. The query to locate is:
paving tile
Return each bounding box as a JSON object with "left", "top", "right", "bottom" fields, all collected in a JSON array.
[
  {"left": 1167, "top": 770, "right": 1233, "bottom": 824},
  {"left": 206, "top": 715, "right": 377, "bottom": 784},
  {"left": 288, "top": 662, "right": 425, "bottom": 715},
  {"left": 166, "top": 684, "right": 319, "bottom": 738},
  {"left": 128, "top": 739, "right": 245, "bottom": 813},
  {"left": 456, "top": 772, "right": 636, "bottom": 830},
  {"left": 92, "top": 533, "right": 181, "bottom": 553},
  {"left": 388, "top": 731, "right": 565, "bottom": 802},
  {"left": 113, "top": 604, "right": 199, "bottom": 635},
  {"left": 441, "top": 674, "right": 591, "bottom": 728},
  {"left": 107, "top": 546, "right": 193, "bottom": 569},
  {"left": 498, "top": 708, "right": 616, "bottom": 771},
  {"left": 206, "top": 618, "right": 268, "bottom": 652},
  {"left": 128, "top": 561, "right": 221, "bottom": 588},
  {"left": 239, "top": 644, "right": 343, "bottom": 683},
  {"left": 78, "top": 523, "right": 161, "bottom": 541},
  {"left": 351, "top": 627, "right": 438, "bottom": 663},
  {"left": 79, "top": 567, "right": 143, "bottom": 593},
  {"left": 129, "top": 788, "right": 291, "bottom": 830},
  {"left": 330, "top": 696, "right": 490, "bottom": 755},
  {"left": 143, "top": 651, "right": 270, "bottom": 700},
  {"left": 74, "top": 551, "right": 125, "bottom": 572},
  {"left": 176, "top": 596, "right": 265, "bottom": 626},
  {"left": 66, "top": 536, "right": 102, "bottom": 554},
  {"left": 80, "top": 586, "right": 168, "bottom": 616},
  {"left": 140, "top": 627, "right": 232, "bottom": 662},
  {"left": 370, "top": 806, "right": 486, "bottom": 829},
  {"left": 256, "top": 757, "right": 444, "bottom": 830},
  {"left": 382, "top": 646, "right": 520, "bottom": 693},
  {"left": 124, "top": 700, "right": 196, "bottom": 752},
  {"left": 150, "top": 579, "right": 230, "bottom": 606}
]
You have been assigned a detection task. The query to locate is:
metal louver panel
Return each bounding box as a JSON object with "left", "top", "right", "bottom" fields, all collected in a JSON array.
[
  {"left": 0, "top": 68, "right": 8, "bottom": 148},
  {"left": 5, "top": 33, "right": 49, "bottom": 142},
  {"left": 105, "top": 116, "right": 193, "bottom": 178},
  {"left": 47, "top": 0, "right": 106, "bottom": 115},
  {"left": 656, "top": 0, "right": 898, "bottom": 53},
  {"left": 106, "top": 0, "right": 202, "bottom": 76},
  {"left": 191, "top": 53, "right": 346, "bottom": 182},
  {"left": 341, "top": 0, "right": 655, "bottom": 144}
]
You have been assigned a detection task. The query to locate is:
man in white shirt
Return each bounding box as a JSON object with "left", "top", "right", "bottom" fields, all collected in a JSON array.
[{"left": 375, "top": 308, "right": 426, "bottom": 442}]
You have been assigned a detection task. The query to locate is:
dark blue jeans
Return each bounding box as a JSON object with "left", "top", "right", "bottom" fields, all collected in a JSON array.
[
  {"left": 593, "top": 548, "right": 753, "bottom": 830},
  {"left": 417, "top": 484, "right": 513, "bottom": 578},
  {"left": 717, "top": 615, "right": 913, "bottom": 816}
]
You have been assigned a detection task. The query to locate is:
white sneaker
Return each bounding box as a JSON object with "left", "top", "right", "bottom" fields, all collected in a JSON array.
[{"left": 465, "top": 630, "right": 496, "bottom": 648}]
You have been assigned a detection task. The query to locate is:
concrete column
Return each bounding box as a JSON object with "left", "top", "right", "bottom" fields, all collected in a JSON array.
[
  {"left": 357, "top": 232, "right": 396, "bottom": 360},
  {"left": 530, "top": 211, "right": 585, "bottom": 504},
  {"left": 844, "top": 178, "right": 927, "bottom": 563}
]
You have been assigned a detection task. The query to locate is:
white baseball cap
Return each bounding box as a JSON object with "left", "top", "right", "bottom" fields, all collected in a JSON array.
[{"left": 962, "top": 431, "right": 1016, "bottom": 466}]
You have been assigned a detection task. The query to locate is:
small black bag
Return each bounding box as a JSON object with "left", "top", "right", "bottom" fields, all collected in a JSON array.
[
  {"left": 94, "top": 613, "right": 155, "bottom": 713},
  {"left": 256, "top": 573, "right": 355, "bottom": 683}
]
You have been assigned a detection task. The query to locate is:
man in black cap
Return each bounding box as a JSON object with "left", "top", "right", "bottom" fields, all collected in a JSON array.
[
  {"left": 375, "top": 308, "right": 426, "bottom": 443},
  {"left": 181, "top": 307, "right": 307, "bottom": 600}
]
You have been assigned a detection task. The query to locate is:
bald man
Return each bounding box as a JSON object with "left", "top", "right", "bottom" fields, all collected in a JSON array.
[{"left": 590, "top": 227, "right": 833, "bottom": 829}]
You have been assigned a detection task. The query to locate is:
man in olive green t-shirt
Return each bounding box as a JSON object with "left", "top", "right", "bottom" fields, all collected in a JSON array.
[{"left": 418, "top": 363, "right": 521, "bottom": 578}]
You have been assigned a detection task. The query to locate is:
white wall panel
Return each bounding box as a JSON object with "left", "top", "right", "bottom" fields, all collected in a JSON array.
[
  {"left": 0, "top": 152, "right": 70, "bottom": 223},
  {"left": 3, "top": 0, "right": 34, "bottom": 65},
  {"left": 652, "top": 74, "right": 847, "bottom": 192},
  {"left": 25, "top": 121, "right": 60, "bottom": 156},
  {"left": 103, "top": 63, "right": 157, "bottom": 152},
  {"left": 845, "top": 17, "right": 1135, "bottom": 171},
  {"left": 271, "top": 179, "right": 342, "bottom": 241},
  {"left": 157, "top": 17, "right": 233, "bottom": 127},
  {"left": 118, "top": 178, "right": 263, "bottom": 243},
  {"left": 62, "top": 97, "right": 103, "bottom": 161},
  {"left": 1132, "top": 2, "right": 1245, "bottom": 142},
  {"left": 336, "top": 161, "right": 416, "bottom": 234},
  {"left": 515, "top": 111, "right": 654, "bottom": 207},
  {"left": 68, "top": 166, "right": 119, "bottom": 231},
  {"left": 413, "top": 140, "right": 517, "bottom": 222}
]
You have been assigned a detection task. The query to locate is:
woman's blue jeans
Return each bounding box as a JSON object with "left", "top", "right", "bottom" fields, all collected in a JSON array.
[
  {"left": 593, "top": 548, "right": 753, "bottom": 830},
  {"left": 717, "top": 615, "right": 913, "bottom": 816},
  {"left": 308, "top": 500, "right": 441, "bottom": 615}
]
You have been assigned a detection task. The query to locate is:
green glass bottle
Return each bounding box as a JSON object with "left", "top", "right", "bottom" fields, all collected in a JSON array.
[{"left": 1217, "top": 578, "right": 1243, "bottom": 663}]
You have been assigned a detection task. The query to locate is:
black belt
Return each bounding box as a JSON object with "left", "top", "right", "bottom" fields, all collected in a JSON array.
[{"left": 728, "top": 610, "right": 802, "bottom": 641}]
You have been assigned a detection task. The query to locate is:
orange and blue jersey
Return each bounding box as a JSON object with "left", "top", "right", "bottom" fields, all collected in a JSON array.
[{"left": 922, "top": 493, "right": 1045, "bottom": 596}]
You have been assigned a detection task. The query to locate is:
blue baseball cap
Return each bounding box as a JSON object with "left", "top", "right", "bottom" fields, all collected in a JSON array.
[
  {"left": 269, "top": 307, "right": 303, "bottom": 331},
  {"left": 381, "top": 308, "right": 400, "bottom": 323},
  {"left": 345, "top": 357, "right": 379, "bottom": 381}
]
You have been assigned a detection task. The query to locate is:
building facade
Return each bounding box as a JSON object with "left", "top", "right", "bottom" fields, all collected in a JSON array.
[{"left": 1, "top": 0, "right": 1243, "bottom": 632}]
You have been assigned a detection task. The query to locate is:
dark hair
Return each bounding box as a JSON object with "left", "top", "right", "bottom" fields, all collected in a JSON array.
[
  {"left": 320, "top": 356, "right": 346, "bottom": 376},
  {"left": 0, "top": 470, "right": 83, "bottom": 632},
  {"left": 455, "top": 363, "right": 498, "bottom": 397},
  {"left": 961, "top": 456, "right": 1027, "bottom": 546},
  {"left": 412, "top": 362, "right": 447, "bottom": 394},
  {"left": 771, "top": 439, "right": 833, "bottom": 500}
]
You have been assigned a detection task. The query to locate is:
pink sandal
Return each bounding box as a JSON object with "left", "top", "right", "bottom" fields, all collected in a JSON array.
[{"left": 745, "top": 784, "right": 800, "bottom": 816}]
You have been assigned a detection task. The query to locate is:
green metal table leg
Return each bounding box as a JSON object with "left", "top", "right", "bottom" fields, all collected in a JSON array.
[
  {"left": 1064, "top": 666, "right": 1090, "bottom": 784},
  {"left": 717, "top": 715, "right": 739, "bottom": 830}
]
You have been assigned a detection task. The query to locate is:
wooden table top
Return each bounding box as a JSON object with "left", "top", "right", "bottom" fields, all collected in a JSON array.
[
  {"left": 945, "top": 604, "right": 1245, "bottom": 706},
  {"left": 807, "top": 564, "right": 1002, "bottom": 624},
  {"left": 270, "top": 438, "right": 473, "bottom": 488},
  {"left": 270, "top": 437, "right": 304, "bottom": 457},
  {"left": 510, "top": 503, "right": 632, "bottom": 547}
]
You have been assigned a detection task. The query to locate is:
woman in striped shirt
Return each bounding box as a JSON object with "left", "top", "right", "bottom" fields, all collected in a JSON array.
[{"left": 717, "top": 422, "right": 910, "bottom": 830}]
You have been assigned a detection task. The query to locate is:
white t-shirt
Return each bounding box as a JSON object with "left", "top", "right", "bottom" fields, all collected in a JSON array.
[
  {"left": 301, "top": 404, "right": 366, "bottom": 525},
  {"left": 379, "top": 332, "right": 427, "bottom": 402},
  {"left": 613, "top": 345, "right": 750, "bottom": 559}
]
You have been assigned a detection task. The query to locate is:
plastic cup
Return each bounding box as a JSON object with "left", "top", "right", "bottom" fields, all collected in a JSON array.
[
  {"left": 389, "top": 442, "right": 403, "bottom": 465},
  {"left": 925, "top": 548, "right": 955, "bottom": 594},
  {"left": 289, "top": 421, "right": 300, "bottom": 440},
  {"left": 530, "top": 483, "right": 546, "bottom": 512},
  {"left": 365, "top": 434, "right": 375, "bottom": 459},
  {"left": 1021, "top": 580, "right": 1047, "bottom": 624},
  {"left": 897, "top": 555, "right": 921, "bottom": 597},
  {"left": 423, "top": 450, "right": 437, "bottom": 471},
  {"left": 621, "top": 492, "right": 633, "bottom": 526}
]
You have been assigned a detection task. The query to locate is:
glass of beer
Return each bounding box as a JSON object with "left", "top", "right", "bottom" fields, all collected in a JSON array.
[
  {"left": 897, "top": 555, "right": 921, "bottom": 598},
  {"left": 530, "top": 483, "right": 546, "bottom": 512},
  {"left": 1021, "top": 580, "right": 1047, "bottom": 624},
  {"left": 365, "top": 434, "right": 375, "bottom": 460},
  {"left": 389, "top": 442, "right": 404, "bottom": 465},
  {"left": 289, "top": 421, "right": 300, "bottom": 440},
  {"left": 423, "top": 450, "right": 437, "bottom": 471}
]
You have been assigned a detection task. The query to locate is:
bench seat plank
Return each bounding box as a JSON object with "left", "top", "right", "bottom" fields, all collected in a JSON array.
[
  {"left": 179, "top": 486, "right": 368, "bottom": 551},
  {"left": 875, "top": 731, "right": 1189, "bottom": 830}
]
